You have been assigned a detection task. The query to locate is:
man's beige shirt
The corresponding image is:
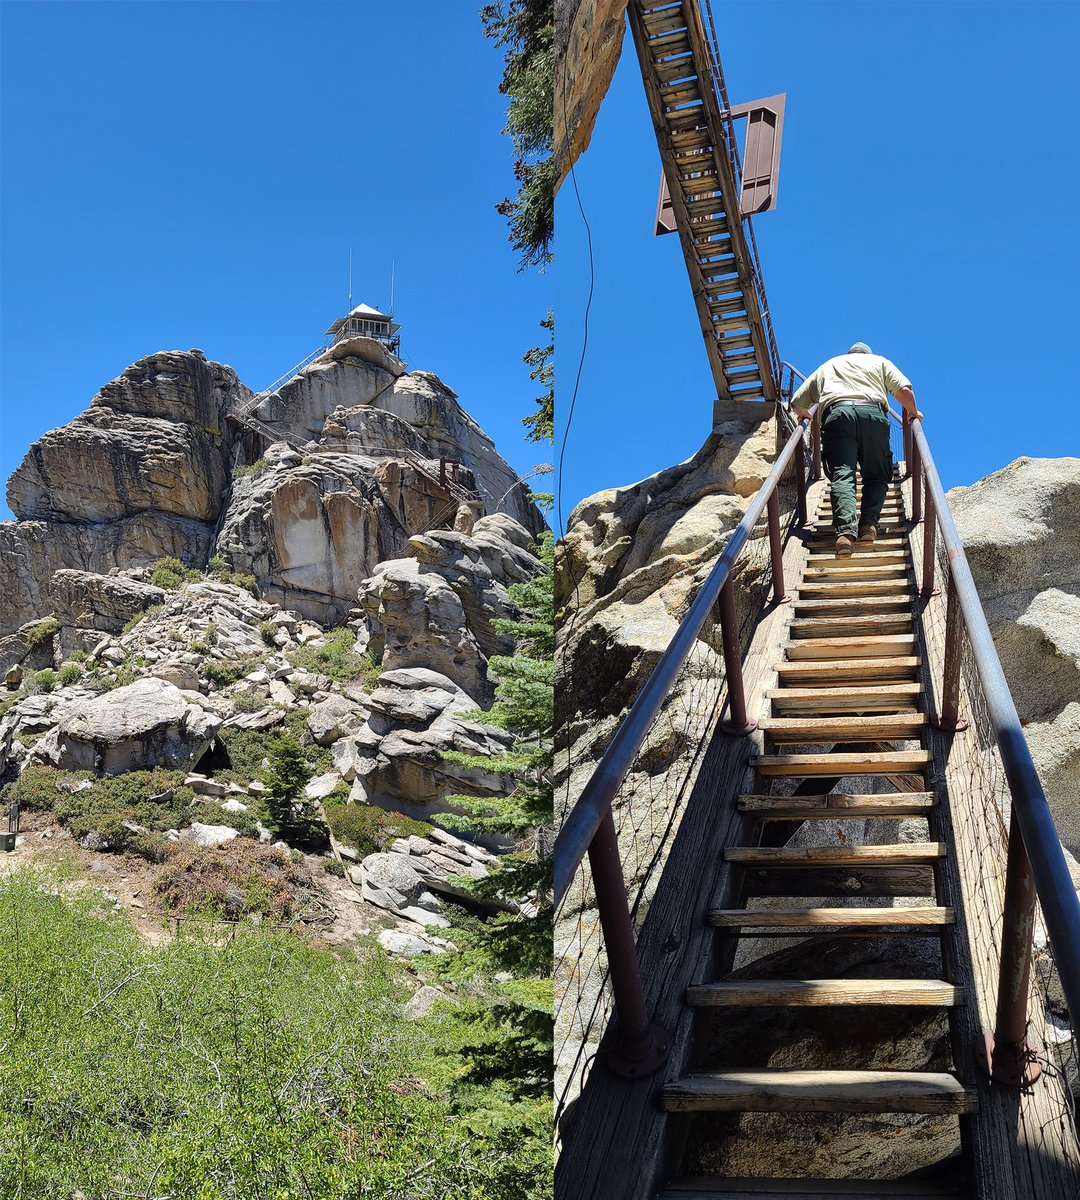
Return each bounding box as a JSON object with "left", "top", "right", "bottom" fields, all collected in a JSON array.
[{"left": 791, "top": 353, "right": 911, "bottom": 418}]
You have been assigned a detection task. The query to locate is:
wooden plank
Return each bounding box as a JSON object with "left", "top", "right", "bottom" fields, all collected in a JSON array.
[
  {"left": 802, "top": 566, "right": 910, "bottom": 582},
  {"left": 707, "top": 905, "right": 954, "bottom": 928},
  {"left": 775, "top": 657, "right": 921, "bottom": 683},
  {"left": 685, "top": 978, "right": 961, "bottom": 1007},
  {"left": 738, "top": 792, "right": 933, "bottom": 818},
  {"left": 726, "top": 842, "right": 944, "bottom": 867},
  {"left": 753, "top": 749, "right": 931, "bottom": 776},
  {"left": 741, "top": 865, "right": 935, "bottom": 898},
  {"left": 660, "top": 1069, "right": 978, "bottom": 1114},
  {"left": 793, "top": 594, "right": 913, "bottom": 613},
  {"left": 797, "top": 580, "right": 913, "bottom": 597},
  {"left": 806, "top": 552, "right": 909, "bottom": 568},
  {"left": 768, "top": 683, "right": 923, "bottom": 713},
  {"left": 790, "top": 616, "right": 914, "bottom": 638},
  {"left": 784, "top": 635, "right": 916, "bottom": 660},
  {"left": 657, "top": 1175, "right": 966, "bottom": 1198},
  {"left": 758, "top": 713, "right": 927, "bottom": 742}
]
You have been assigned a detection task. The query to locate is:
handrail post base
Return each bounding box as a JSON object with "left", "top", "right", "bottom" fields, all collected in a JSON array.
[
  {"left": 976, "top": 1031, "right": 1042, "bottom": 1088},
  {"left": 721, "top": 717, "right": 758, "bottom": 736},
  {"left": 606, "top": 1025, "right": 671, "bottom": 1080},
  {"left": 931, "top": 714, "right": 970, "bottom": 733}
]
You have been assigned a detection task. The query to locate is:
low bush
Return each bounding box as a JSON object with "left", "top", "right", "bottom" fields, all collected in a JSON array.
[
  {"left": 258, "top": 620, "right": 279, "bottom": 645},
  {"left": 23, "top": 617, "right": 59, "bottom": 649},
  {"left": 58, "top": 662, "right": 82, "bottom": 686},
  {"left": 121, "top": 605, "right": 162, "bottom": 635},
  {"left": 233, "top": 457, "right": 270, "bottom": 478},
  {"left": 230, "top": 689, "right": 267, "bottom": 714},
  {"left": 153, "top": 842, "right": 303, "bottom": 920},
  {"left": 149, "top": 556, "right": 201, "bottom": 590},
  {"left": 288, "top": 627, "right": 379, "bottom": 686},
  {"left": 202, "top": 658, "right": 257, "bottom": 689},
  {"left": 33, "top": 668, "right": 57, "bottom": 693},
  {"left": 324, "top": 801, "right": 434, "bottom": 857}
]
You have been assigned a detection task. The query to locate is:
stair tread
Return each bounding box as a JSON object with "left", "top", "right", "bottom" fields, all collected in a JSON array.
[
  {"left": 726, "top": 841, "right": 944, "bottom": 865},
  {"left": 768, "top": 684, "right": 923, "bottom": 712},
  {"left": 790, "top": 617, "right": 913, "bottom": 638},
  {"left": 754, "top": 750, "right": 931, "bottom": 776},
  {"left": 776, "top": 658, "right": 921, "bottom": 684},
  {"left": 708, "top": 905, "right": 953, "bottom": 927},
  {"left": 738, "top": 792, "right": 933, "bottom": 817},
  {"left": 661, "top": 1069, "right": 978, "bottom": 1114},
  {"left": 759, "top": 714, "right": 927, "bottom": 742},
  {"left": 686, "top": 978, "right": 961, "bottom": 1006},
  {"left": 656, "top": 1175, "right": 966, "bottom": 1198},
  {"left": 785, "top": 635, "right": 916, "bottom": 660}
]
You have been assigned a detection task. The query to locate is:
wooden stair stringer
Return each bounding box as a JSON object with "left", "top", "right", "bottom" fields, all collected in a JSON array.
[{"left": 553, "top": 517, "right": 813, "bottom": 1200}]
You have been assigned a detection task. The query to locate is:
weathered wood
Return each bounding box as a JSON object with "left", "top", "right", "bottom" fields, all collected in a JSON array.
[
  {"left": 685, "top": 978, "right": 961, "bottom": 1007},
  {"left": 793, "top": 594, "right": 914, "bottom": 613},
  {"left": 754, "top": 750, "right": 931, "bottom": 777},
  {"left": 806, "top": 553, "right": 910, "bottom": 568},
  {"left": 798, "top": 580, "right": 914, "bottom": 597},
  {"left": 775, "top": 657, "right": 921, "bottom": 683},
  {"left": 727, "top": 842, "right": 944, "bottom": 867},
  {"left": 656, "top": 1176, "right": 966, "bottom": 1198},
  {"left": 790, "top": 615, "right": 914, "bottom": 637},
  {"left": 707, "top": 905, "right": 954, "bottom": 928},
  {"left": 784, "top": 635, "right": 917, "bottom": 660},
  {"left": 740, "top": 865, "right": 935, "bottom": 898},
  {"left": 737, "top": 792, "right": 933, "bottom": 818},
  {"left": 661, "top": 1069, "right": 978, "bottom": 1114},
  {"left": 768, "top": 683, "right": 923, "bottom": 713},
  {"left": 758, "top": 714, "right": 927, "bottom": 742}
]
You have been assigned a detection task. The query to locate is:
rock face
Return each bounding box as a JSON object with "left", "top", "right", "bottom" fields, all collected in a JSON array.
[
  {"left": 555, "top": 0, "right": 628, "bottom": 185},
  {"left": 949, "top": 457, "right": 1080, "bottom": 852},
  {"left": 34, "top": 678, "right": 222, "bottom": 774},
  {"left": 2, "top": 342, "right": 543, "bottom": 635}
]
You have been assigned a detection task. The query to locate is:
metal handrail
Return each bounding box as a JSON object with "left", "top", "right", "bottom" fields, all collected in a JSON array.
[
  {"left": 908, "top": 415, "right": 1080, "bottom": 1075},
  {"left": 555, "top": 403, "right": 818, "bottom": 906}
]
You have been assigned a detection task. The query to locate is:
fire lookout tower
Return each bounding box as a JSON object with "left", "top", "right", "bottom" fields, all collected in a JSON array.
[{"left": 324, "top": 302, "right": 401, "bottom": 357}]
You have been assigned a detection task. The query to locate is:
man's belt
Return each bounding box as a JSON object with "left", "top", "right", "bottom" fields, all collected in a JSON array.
[{"left": 822, "top": 398, "right": 887, "bottom": 417}]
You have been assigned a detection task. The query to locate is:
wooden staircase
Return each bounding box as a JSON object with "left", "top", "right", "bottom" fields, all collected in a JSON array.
[
  {"left": 657, "top": 471, "right": 978, "bottom": 1196},
  {"left": 627, "top": 0, "right": 778, "bottom": 419}
]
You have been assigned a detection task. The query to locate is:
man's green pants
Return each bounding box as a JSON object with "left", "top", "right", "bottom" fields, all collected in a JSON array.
[{"left": 821, "top": 403, "right": 893, "bottom": 538}]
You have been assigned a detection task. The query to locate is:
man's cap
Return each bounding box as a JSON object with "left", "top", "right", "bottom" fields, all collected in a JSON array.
[{"left": 848, "top": 342, "right": 873, "bottom": 355}]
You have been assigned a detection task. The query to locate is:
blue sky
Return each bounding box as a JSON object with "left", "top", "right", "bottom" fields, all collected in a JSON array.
[
  {"left": 556, "top": 0, "right": 1080, "bottom": 528},
  {"left": 0, "top": 1, "right": 550, "bottom": 522}
]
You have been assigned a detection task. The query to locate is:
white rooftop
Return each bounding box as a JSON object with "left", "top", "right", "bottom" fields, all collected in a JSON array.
[{"left": 348, "top": 302, "right": 391, "bottom": 320}]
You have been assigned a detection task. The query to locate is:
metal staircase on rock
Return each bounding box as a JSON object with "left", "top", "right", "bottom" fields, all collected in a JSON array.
[
  {"left": 627, "top": 0, "right": 780, "bottom": 419},
  {"left": 658, "top": 472, "right": 977, "bottom": 1198}
]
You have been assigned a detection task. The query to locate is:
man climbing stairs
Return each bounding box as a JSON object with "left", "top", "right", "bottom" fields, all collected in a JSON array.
[{"left": 656, "top": 469, "right": 979, "bottom": 1195}]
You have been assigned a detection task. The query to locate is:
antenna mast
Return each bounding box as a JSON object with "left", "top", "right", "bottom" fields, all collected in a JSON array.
[
  {"left": 348, "top": 248, "right": 353, "bottom": 310},
  {"left": 390, "top": 260, "right": 396, "bottom": 318}
]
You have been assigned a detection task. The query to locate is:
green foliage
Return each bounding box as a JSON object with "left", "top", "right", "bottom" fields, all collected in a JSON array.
[
  {"left": 230, "top": 688, "right": 267, "bottom": 714},
  {"left": 205, "top": 621, "right": 219, "bottom": 646},
  {"left": 120, "top": 604, "right": 162, "bottom": 635},
  {"left": 233, "top": 457, "right": 270, "bottom": 478},
  {"left": 190, "top": 639, "right": 209, "bottom": 654},
  {"left": 482, "top": 0, "right": 553, "bottom": 270},
  {"left": 206, "top": 554, "right": 229, "bottom": 576},
  {"left": 258, "top": 619, "right": 279, "bottom": 645},
  {"left": 324, "top": 801, "right": 434, "bottom": 858},
  {"left": 522, "top": 309, "right": 554, "bottom": 445},
  {"left": 33, "top": 668, "right": 57, "bottom": 694},
  {"left": 69, "top": 649, "right": 89, "bottom": 662},
  {"left": 97, "top": 660, "right": 138, "bottom": 691},
  {"left": 1, "top": 868, "right": 536, "bottom": 1197},
  {"left": 149, "top": 556, "right": 201, "bottom": 590},
  {"left": 202, "top": 658, "right": 258, "bottom": 689},
  {"left": 287, "top": 627, "right": 379, "bottom": 686},
  {"left": 23, "top": 617, "right": 60, "bottom": 648},
  {"left": 58, "top": 662, "right": 82, "bottom": 687},
  {"left": 261, "top": 734, "right": 329, "bottom": 850}
]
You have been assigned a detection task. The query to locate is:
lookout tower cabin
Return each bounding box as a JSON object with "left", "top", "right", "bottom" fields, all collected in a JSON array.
[{"left": 324, "top": 303, "right": 401, "bottom": 356}]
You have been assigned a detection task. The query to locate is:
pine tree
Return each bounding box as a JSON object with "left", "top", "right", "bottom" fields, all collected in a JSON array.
[{"left": 262, "top": 734, "right": 329, "bottom": 851}]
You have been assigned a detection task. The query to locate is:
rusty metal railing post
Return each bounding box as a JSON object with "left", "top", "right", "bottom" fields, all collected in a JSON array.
[
  {"left": 767, "top": 489, "right": 789, "bottom": 605},
  {"left": 811, "top": 412, "right": 822, "bottom": 480},
  {"left": 902, "top": 409, "right": 913, "bottom": 474},
  {"left": 794, "top": 434, "right": 808, "bottom": 526},
  {"left": 718, "top": 577, "right": 756, "bottom": 735},
  {"left": 975, "top": 815, "right": 1042, "bottom": 1086},
  {"left": 921, "top": 486, "right": 938, "bottom": 596},
  {"left": 909, "top": 432, "right": 922, "bottom": 525},
  {"left": 588, "top": 808, "right": 671, "bottom": 1079},
  {"left": 932, "top": 566, "right": 969, "bottom": 733}
]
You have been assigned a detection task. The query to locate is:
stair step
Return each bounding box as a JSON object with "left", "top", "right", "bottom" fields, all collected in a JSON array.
[
  {"left": 806, "top": 552, "right": 909, "bottom": 567},
  {"left": 790, "top": 616, "right": 913, "bottom": 638},
  {"left": 657, "top": 1176, "right": 966, "bottom": 1199},
  {"left": 660, "top": 1069, "right": 977, "bottom": 1114},
  {"left": 802, "top": 566, "right": 910, "bottom": 582},
  {"left": 738, "top": 792, "right": 934, "bottom": 818},
  {"left": 708, "top": 903, "right": 952, "bottom": 928},
  {"left": 717, "top": 335, "right": 754, "bottom": 352},
  {"left": 775, "top": 657, "right": 921, "bottom": 683},
  {"left": 784, "top": 635, "right": 916, "bottom": 660},
  {"left": 753, "top": 750, "right": 931, "bottom": 777},
  {"left": 797, "top": 581, "right": 915, "bottom": 598},
  {"left": 793, "top": 594, "right": 913, "bottom": 613},
  {"left": 758, "top": 714, "right": 926, "bottom": 743},
  {"left": 768, "top": 683, "right": 923, "bottom": 713},
  {"left": 655, "top": 57, "right": 698, "bottom": 84},
  {"left": 727, "top": 841, "right": 944, "bottom": 867},
  {"left": 686, "top": 978, "right": 960, "bottom": 1007}
]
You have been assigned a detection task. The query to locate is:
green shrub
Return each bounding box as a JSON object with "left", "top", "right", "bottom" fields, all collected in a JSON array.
[
  {"left": 33, "top": 668, "right": 57, "bottom": 693},
  {"left": 234, "top": 457, "right": 270, "bottom": 478},
  {"left": 190, "top": 639, "right": 209, "bottom": 655},
  {"left": 262, "top": 735, "right": 329, "bottom": 851},
  {"left": 69, "top": 649, "right": 89, "bottom": 663},
  {"left": 121, "top": 604, "right": 162, "bottom": 635},
  {"left": 58, "top": 663, "right": 82, "bottom": 686},
  {"left": 23, "top": 617, "right": 60, "bottom": 648},
  {"left": 323, "top": 858, "right": 346, "bottom": 877},
  {"left": 230, "top": 572, "right": 259, "bottom": 596},
  {"left": 149, "top": 556, "right": 200, "bottom": 590},
  {"left": 205, "top": 621, "right": 219, "bottom": 646},
  {"left": 50, "top": 770, "right": 194, "bottom": 851},
  {"left": 288, "top": 627, "right": 379, "bottom": 686},
  {"left": 324, "top": 801, "right": 434, "bottom": 857},
  {"left": 203, "top": 659, "right": 256, "bottom": 689},
  {"left": 207, "top": 555, "right": 229, "bottom": 577},
  {"left": 259, "top": 620, "right": 279, "bottom": 645},
  {"left": 231, "top": 689, "right": 267, "bottom": 714}
]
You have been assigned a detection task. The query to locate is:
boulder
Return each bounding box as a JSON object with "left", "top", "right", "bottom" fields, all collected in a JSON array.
[
  {"left": 307, "top": 694, "right": 363, "bottom": 745},
  {"left": 49, "top": 570, "right": 167, "bottom": 634},
  {"left": 377, "top": 930, "right": 444, "bottom": 958},
  {"left": 36, "top": 677, "right": 222, "bottom": 774},
  {"left": 183, "top": 823, "right": 240, "bottom": 848},
  {"left": 356, "top": 852, "right": 448, "bottom": 926}
]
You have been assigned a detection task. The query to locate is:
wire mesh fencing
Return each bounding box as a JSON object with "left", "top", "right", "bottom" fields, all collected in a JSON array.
[{"left": 554, "top": 417, "right": 812, "bottom": 1138}]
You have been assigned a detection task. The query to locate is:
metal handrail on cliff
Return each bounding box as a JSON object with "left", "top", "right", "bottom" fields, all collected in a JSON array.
[
  {"left": 553, "top": 404, "right": 819, "bottom": 1076},
  {"left": 905, "top": 413, "right": 1080, "bottom": 1084}
]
